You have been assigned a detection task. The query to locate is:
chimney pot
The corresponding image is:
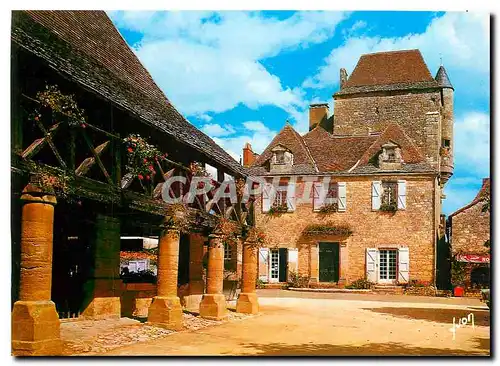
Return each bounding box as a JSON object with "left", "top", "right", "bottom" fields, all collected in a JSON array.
[
  {"left": 340, "top": 68, "right": 348, "bottom": 88},
  {"left": 308, "top": 103, "right": 329, "bottom": 132}
]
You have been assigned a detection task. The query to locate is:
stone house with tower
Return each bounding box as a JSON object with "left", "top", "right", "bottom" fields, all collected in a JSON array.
[{"left": 243, "top": 49, "right": 454, "bottom": 287}]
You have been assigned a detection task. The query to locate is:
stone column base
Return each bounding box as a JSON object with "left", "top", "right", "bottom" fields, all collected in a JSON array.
[
  {"left": 183, "top": 294, "right": 203, "bottom": 311},
  {"left": 147, "top": 296, "right": 183, "bottom": 330},
  {"left": 133, "top": 298, "right": 153, "bottom": 318},
  {"left": 236, "top": 293, "right": 259, "bottom": 314},
  {"left": 12, "top": 300, "right": 62, "bottom": 356},
  {"left": 82, "top": 297, "right": 121, "bottom": 319},
  {"left": 199, "top": 294, "right": 227, "bottom": 320}
]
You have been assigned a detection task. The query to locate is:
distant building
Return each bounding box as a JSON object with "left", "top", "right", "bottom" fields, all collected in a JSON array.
[{"left": 448, "top": 178, "right": 490, "bottom": 288}]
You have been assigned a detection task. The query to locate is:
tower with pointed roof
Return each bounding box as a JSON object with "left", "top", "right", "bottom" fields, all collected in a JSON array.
[{"left": 333, "top": 49, "right": 454, "bottom": 186}]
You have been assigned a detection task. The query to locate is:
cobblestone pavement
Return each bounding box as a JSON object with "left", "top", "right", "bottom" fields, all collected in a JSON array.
[{"left": 61, "top": 310, "right": 254, "bottom": 355}]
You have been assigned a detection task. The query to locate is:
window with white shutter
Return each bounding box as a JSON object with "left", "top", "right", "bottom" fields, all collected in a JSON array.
[
  {"left": 313, "top": 182, "right": 323, "bottom": 212},
  {"left": 338, "top": 182, "right": 347, "bottom": 212},
  {"left": 262, "top": 183, "right": 272, "bottom": 213},
  {"left": 397, "top": 180, "right": 407, "bottom": 210},
  {"left": 287, "top": 183, "right": 296, "bottom": 212},
  {"left": 372, "top": 181, "right": 382, "bottom": 210},
  {"left": 398, "top": 247, "right": 409, "bottom": 283},
  {"left": 366, "top": 248, "right": 378, "bottom": 282}
]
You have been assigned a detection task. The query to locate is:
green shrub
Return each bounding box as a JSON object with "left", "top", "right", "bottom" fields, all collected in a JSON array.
[
  {"left": 287, "top": 271, "right": 310, "bottom": 288},
  {"left": 256, "top": 279, "right": 266, "bottom": 289},
  {"left": 345, "top": 278, "right": 373, "bottom": 289}
]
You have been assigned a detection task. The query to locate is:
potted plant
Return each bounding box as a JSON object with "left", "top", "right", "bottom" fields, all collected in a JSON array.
[{"left": 451, "top": 260, "right": 468, "bottom": 297}]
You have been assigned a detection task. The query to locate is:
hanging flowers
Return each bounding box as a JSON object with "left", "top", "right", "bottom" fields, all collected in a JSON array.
[
  {"left": 189, "top": 162, "right": 210, "bottom": 177},
  {"left": 123, "top": 134, "right": 167, "bottom": 179},
  {"left": 34, "top": 84, "right": 86, "bottom": 127}
]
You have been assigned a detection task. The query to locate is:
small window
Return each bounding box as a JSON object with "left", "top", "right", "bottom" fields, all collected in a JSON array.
[
  {"left": 386, "top": 149, "right": 396, "bottom": 162},
  {"left": 382, "top": 181, "right": 398, "bottom": 206},
  {"left": 275, "top": 151, "right": 285, "bottom": 164},
  {"left": 273, "top": 190, "right": 288, "bottom": 207},
  {"left": 442, "top": 139, "right": 450, "bottom": 148},
  {"left": 224, "top": 243, "right": 232, "bottom": 261}
]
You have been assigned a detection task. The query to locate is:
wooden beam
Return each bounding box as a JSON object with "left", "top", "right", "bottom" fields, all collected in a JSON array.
[
  {"left": 81, "top": 129, "right": 113, "bottom": 185},
  {"left": 21, "top": 123, "right": 61, "bottom": 160},
  {"left": 75, "top": 141, "right": 110, "bottom": 176},
  {"left": 34, "top": 119, "right": 67, "bottom": 169}
]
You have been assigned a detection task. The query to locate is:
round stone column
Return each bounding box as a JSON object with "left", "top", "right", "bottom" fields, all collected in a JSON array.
[
  {"left": 12, "top": 184, "right": 62, "bottom": 356},
  {"left": 147, "top": 227, "right": 183, "bottom": 330},
  {"left": 199, "top": 232, "right": 227, "bottom": 319},
  {"left": 236, "top": 240, "right": 259, "bottom": 314},
  {"left": 184, "top": 233, "right": 205, "bottom": 310}
]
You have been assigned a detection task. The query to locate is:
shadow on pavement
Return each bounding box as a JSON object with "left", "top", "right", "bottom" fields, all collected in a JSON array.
[
  {"left": 362, "top": 307, "right": 490, "bottom": 327},
  {"left": 239, "top": 339, "right": 490, "bottom": 356}
]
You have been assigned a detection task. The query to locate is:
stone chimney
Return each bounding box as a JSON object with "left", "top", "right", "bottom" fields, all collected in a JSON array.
[
  {"left": 242, "top": 143, "right": 257, "bottom": 167},
  {"left": 340, "top": 68, "right": 348, "bottom": 88},
  {"left": 309, "top": 103, "right": 329, "bottom": 131}
]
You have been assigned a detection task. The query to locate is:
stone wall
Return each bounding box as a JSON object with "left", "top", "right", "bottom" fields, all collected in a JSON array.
[
  {"left": 333, "top": 90, "right": 443, "bottom": 168},
  {"left": 255, "top": 175, "right": 437, "bottom": 283},
  {"left": 451, "top": 202, "right": 490, "bottom": 255}
]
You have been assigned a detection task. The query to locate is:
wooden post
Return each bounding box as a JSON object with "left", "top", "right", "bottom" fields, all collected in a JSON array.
[
  {"left": 199, "top": 231, "right": 227, "bottom": 319},
  {"left": 12, "top": 184, "right": 62, "bottom": 356}
]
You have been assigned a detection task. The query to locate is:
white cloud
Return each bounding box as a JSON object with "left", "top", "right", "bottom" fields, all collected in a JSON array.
[
  {"left": 206, "top": 120, "right": 278, "bottom": 160},
  {"left": 200, "top": 123, "right": 236, "bottom": 137},
  {"left": 109, "top": 11, "right": 348, "bottom": 117},
  {"left": 454, "top": 111, "right": 490, "bottom": 177},
  {"left": 303, "top": 12, "right": 490, "bottom": 95}
]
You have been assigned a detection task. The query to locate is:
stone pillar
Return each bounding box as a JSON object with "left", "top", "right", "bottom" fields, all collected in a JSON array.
[
  {"left": 12, "top": 184, "right": 62, "bottom": 356},
  {"left": 147, "top": 228, "right": 183, "bottom": 330},
  {"left": 236, "top": 241, "right": 259, "bottom": 314},
  {"left": 199, "top": 232, "right": 227, "bottom": 319},
  {"left": 310, "top": 243, "right": 319, "bottom": 283},
  {"left": 236, "top": 238, "right": 243, "bottom": 281},
  {"left": 184, "top": 233, "right": 205, "bottom": 310},
  {"left": 82, "top": 214, "right": 121, "bottom": 319}
]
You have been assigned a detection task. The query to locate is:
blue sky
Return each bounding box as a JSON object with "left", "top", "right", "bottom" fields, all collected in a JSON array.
[{"left": 108, "top": 11, "right": 490, "bottom": 216}]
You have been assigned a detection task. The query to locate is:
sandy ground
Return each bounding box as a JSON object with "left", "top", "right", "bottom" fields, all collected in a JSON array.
[{"left": 94, "top": 292, "right": 490, "bottom": 356}]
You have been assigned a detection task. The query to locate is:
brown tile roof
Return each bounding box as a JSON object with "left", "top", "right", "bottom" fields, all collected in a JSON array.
[
  {"left": 449, "top": 178, "right": 490, "bottom": 218},
  {"left": 335, "top": 49, "right": 440, "bottom": 96},
  {"left": 303, "top": 127, "right": 377, "bottom": 172},
  {"left": 357, "top": 122, "right": 425, "bottom": 166},
  {"left": 249, "top": 124, "right": 317, "bottom": 175},
  {"left": 11, "top": 10, "right": 245, "bottom": 176},
  {"left": 250, "top": 123, "right": 432, "bottom": 176}
]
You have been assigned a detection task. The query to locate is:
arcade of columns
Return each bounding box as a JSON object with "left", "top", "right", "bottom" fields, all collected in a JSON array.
[{"left": 11, "top": 184, "right": 259, "bottom": 356}]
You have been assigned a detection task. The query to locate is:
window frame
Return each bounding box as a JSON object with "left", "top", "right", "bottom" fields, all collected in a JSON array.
[{"left": 381, "top": 181, "right": 398, "bottom": 207}]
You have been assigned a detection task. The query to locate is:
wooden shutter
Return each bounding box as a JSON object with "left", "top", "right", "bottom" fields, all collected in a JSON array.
[
  {"left": 259, "top": 248, "right": 269, "bottom": 282},
  {"left": 287, "top": 248, "right": 298, "bottom": 275},
  {"left": 262, "top": 183, "right": 271, "bottom": 213},
  {"left": 287, "top": 182, "right": 296, "bottom": 212},
  {"left": 366, "top": 248, "right": 378, "bottom": 283},
  {"left": 372, "top": 181, "right": 382, "bottom": 210},
  {"left": 398, "top": 247, "right": 409, "bottom": 283},
  {"left": 313, "top": 182, "right": 323, "bottom": 212},
  {"left": 338, "top": 182, "right": 347, "bottom": 212},
  {"left": 397, "top": 180, "right": 407, "bottom": 210}
]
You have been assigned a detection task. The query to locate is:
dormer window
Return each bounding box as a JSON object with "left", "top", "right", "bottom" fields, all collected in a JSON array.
[
  {"left": 269, "top": 145, "right": 293, "bottom": 173},
  {"left": 378, "top": 141, "right": 402, "bottom": 170},
  {"left": 275, "top": 151, "right": 285, "bottom": 164}
]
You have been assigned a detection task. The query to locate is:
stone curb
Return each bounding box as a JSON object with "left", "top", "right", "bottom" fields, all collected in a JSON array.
[{"left": 288, "top": 287, "right": 372, "bottom": 294}]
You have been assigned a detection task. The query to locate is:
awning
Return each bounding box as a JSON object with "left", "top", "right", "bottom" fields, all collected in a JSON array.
[{"left": 456, "top": 253, "right": 490, "bottom": 263}]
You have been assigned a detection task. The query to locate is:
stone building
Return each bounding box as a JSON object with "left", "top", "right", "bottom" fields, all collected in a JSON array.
[
  {"left": 244, "top": 49, "right": 454, "bottom": 287},
  {"left": 11, "top": 11, "right": 258, "bottom": 355},
  {"left": 447, "top": 178, "right": 490, "bottom": 287}
]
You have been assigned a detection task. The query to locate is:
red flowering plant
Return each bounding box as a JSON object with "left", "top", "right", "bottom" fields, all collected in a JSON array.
[{"left": 123, "top": 134, "right": 168, "bottom": 181}]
